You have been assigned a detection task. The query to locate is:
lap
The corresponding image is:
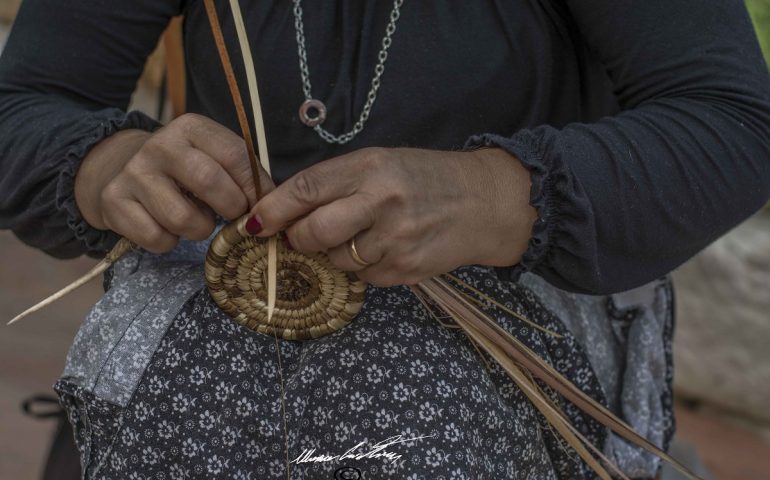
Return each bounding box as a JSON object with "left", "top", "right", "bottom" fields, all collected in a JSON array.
[{"left": 57, "top": 261, "right": 614, "bottom": 479}]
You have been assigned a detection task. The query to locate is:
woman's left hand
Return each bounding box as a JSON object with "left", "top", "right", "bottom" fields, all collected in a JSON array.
[{"left": 250, "top": 147, "right": 537, "bottom": 287}]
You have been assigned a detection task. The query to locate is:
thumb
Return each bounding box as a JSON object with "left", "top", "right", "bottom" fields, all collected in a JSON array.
[{"left": 248, "top": 153, "right": 363, "bottom": 237}]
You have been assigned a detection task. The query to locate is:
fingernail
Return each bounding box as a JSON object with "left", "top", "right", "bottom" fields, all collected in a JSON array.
[{"left": 245, "top": 214, "right": 263, "bottom": 235}]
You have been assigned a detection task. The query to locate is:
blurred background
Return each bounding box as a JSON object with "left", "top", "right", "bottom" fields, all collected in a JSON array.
[{"left": 0, "top": 1, "right": 768, "bottom": 479}]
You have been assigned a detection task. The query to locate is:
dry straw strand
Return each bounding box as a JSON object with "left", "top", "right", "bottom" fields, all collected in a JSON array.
[
  {"left": 413, "top": 276, "right": 704, "bottom": 480},
  {"left": 7, "top": 237, "right": 135, "bottom": 325}
]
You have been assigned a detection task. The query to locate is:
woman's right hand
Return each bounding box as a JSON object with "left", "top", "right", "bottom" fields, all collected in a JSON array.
[{"left": 74, "top": 113, "right": 271, "bottom": 253}]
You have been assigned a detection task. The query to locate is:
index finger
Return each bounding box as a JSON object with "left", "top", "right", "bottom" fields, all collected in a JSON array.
[
  {"left": 251, "top": 151, "right": 370, "bottom": 237},
  {"left": 181, "top": 114, "right": 275, "bottom": 206}
]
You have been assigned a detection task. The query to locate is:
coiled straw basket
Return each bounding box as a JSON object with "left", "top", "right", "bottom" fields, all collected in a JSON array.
[{"left": 204, "top": 215, "right": 367, "bottom": 340}]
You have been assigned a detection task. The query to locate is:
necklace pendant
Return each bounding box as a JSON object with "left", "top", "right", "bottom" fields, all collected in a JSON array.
[{"left": 299, "top": 99, "right": 327, "bottom": 127}]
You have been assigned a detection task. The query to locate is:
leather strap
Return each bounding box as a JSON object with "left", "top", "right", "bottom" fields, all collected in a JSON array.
[{"left": 203, "top": 0, "right": 262, "bottom": 200}]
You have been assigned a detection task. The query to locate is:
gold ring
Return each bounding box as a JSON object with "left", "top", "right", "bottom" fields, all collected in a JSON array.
[{"left": 348, "top": 237, "right": 371, "bottom": 267}]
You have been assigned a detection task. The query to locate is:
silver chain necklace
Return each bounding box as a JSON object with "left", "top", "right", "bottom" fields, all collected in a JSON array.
[{"left": 292, "top": 0, "right": 404, "bottom": 145}]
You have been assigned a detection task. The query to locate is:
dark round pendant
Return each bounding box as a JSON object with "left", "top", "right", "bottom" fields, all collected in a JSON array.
[{"left": 299, "top": 99, "right": 327, "bottom": 127}]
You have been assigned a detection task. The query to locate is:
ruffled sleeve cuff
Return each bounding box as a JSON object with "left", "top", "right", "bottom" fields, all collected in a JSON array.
[
  {"left": 464, "top": 130, "right": 558, "bottom": 284},
  {"left": 55, "top": 109, "right": 161, "bottom": 256}
]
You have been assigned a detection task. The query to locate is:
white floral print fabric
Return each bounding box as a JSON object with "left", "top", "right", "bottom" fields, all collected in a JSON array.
[{"left": 55, "top": 241, "right": 673, "bottom": 480}]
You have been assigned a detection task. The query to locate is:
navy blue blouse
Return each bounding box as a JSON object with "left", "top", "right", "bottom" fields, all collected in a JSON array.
[{"left": 0, "top": 0, "right": 769, "bottom": 294}]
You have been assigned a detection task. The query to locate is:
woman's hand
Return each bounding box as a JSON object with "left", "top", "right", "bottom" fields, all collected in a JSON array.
[
  {"left": 250, "top": 147, "right": 537, "bottom": 287},
  {"left": 75, "top": 113, "right": 272, "bottom": 253}
]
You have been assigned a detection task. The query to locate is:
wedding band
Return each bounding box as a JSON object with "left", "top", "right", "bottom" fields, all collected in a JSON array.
[{"left": 348, "top": 237, "right": 371, "bottom": 267}]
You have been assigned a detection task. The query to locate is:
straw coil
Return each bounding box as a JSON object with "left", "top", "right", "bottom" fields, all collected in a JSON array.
[{"left": 204, "top": 215, "right": 366, "bottom": 340}]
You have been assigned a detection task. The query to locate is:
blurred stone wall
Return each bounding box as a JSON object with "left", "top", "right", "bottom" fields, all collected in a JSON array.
[{"left": 673, "top": 208, "right": 770, "bottom": 425}]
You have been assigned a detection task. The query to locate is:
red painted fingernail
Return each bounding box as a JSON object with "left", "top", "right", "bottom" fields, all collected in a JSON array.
[{"left": 245, "top": 215, "right": 263, "bottom": 235}]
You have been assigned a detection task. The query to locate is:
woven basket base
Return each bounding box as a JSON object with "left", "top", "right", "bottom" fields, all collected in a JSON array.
[{"left": 205, "top": 216, "right": 367, "bottom": 340}]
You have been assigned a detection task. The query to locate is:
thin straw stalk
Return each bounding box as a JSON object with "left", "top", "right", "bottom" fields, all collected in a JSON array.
[
  {"left": 7, "top": 238, "right": 135, "bottom": 325},
  {"left": 413, "top": 276, "right": 704, "bottom": 480},
  {"left": 457, "top": 313, "right": 614, "bottom": 480}
]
